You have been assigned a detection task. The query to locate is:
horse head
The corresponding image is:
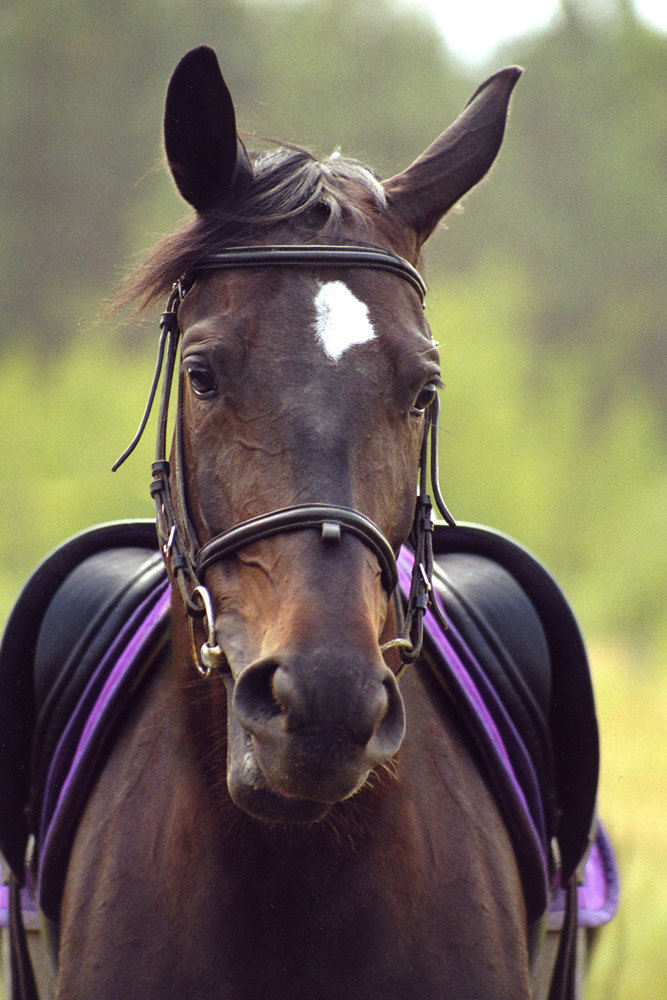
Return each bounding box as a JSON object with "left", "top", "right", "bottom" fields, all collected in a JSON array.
[{"left": 141, "top": 46, "right": 520, "bottom": 824}]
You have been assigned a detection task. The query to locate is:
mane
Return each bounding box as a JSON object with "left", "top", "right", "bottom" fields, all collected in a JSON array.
[{"left": 119, "top": 146, "right": 389, "bottom": 312}]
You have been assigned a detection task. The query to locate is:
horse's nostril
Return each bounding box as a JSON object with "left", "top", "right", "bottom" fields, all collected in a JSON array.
[
  {"left": 270, "top": 669, "right": 289, "bottom": 713},
  {"left": 233, "top": 660, "right": 283, "bottom": 728},
  {"left": 368, "top": 673, "right": 406, "bottom": 759},
  {"left": 233, "top": 653, "right": 406, "bottom": 762},
  {"left": 270, "top": 667, "right": 303, "bottom": 729},
  {"left": 355, "top": 681, "right": 390, "bottom": 746}
]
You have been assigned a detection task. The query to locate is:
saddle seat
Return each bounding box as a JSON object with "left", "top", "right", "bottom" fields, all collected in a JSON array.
[{"left": 0, "top": 519, "right": 616, "bottom": 932}]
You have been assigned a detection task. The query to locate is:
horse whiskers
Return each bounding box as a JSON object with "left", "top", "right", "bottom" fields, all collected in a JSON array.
[
  {"left": 378, "top": 757, "right": 400, "bottom": 783},
  {"left": 320, "top": 813, "right": 363, "bottom": 853},
  {"left": 361, "top": 757, "right": 400, "bottom": 792},
  {"left": 310, "top": 759, "right": 400, "bottom": 852},
  {"left": 319, "top": 799, "right": 375, "bottom": 853}
]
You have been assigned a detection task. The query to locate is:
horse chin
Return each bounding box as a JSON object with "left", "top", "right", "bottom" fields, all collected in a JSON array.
[
  {"left": 226, "top": 730, "right": 334, "bottom": 824},
  {"left": 225, "top": 705, "right": 372, "bottom": 824}
]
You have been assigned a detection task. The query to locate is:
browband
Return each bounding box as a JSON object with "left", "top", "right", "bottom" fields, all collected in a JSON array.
[{"left": 194, "top": 245, "right": 427, "bottom": 304}]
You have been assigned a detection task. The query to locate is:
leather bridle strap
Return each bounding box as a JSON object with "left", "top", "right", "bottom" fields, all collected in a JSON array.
[
  {"left": 113, "top": 242, "right": 454, "bottom": 676},
  {"left": 195, "top": 245, "right": 427, "bottom": 304},
  {"left": 196, "top": 504, "right": 398, "bottom": 594}
]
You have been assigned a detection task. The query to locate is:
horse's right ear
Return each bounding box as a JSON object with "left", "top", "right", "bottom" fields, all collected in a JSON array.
[{"left": 164, "top": 46, "right": 253, "bottom": 213}]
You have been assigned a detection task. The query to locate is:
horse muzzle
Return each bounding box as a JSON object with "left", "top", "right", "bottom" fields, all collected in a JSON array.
[{"left": 223, "top": 647, "right": 406, "bottom": 821}]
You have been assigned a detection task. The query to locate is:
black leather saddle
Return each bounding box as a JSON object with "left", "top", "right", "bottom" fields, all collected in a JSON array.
[
  {"left": 0, "top": 520, "right": 163, "bottom": 878},
  {"left": 429, "top": 522, "right": 599, "bottom": 893},
  {"left": 0, "top": 518, "right": 598, "bottom": 923}
]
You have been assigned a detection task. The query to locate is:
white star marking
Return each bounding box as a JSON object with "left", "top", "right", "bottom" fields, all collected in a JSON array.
[{"left": 313, "top": 281, "right": 376, "bottom": 361}]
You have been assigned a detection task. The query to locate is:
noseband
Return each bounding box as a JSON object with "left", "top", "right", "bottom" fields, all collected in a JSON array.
[{"left": 113, "top": 244, "right": 454, "bottom": 676}]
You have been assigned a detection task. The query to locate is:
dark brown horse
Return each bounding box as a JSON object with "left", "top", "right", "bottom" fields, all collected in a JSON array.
[
  {"left": 16, "top": 46, "right": 560, "bottom": 999},
  {"left": 53, "top": 47, "right": 534, "bottom": 999}
]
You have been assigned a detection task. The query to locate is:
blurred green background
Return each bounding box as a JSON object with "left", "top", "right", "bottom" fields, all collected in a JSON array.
[{"left": 1, "top": 1, "right": 664, "bottom": 995}]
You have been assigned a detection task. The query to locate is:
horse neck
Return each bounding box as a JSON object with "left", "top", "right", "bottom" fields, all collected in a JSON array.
[{"left": 58, "top": 610, "right": 530, "bottom": 1000}]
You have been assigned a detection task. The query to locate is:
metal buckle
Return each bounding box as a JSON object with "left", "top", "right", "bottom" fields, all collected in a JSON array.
[{"left": 192, "top": 585, "right": 224, "bottom": 678}]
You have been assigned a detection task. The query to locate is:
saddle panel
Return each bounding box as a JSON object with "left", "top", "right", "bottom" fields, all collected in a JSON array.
[
  {"left": 0, "top": 521, "right": 160, "bottom": 878},
  {"left": 430, "top": 522, "right": 599, "bottom": 888},
  {"left": 30, "top": 546, "right": 166, "bottom": 835},
  {"left": 431, "top": 552, "right": 554, "bottom": 796}
]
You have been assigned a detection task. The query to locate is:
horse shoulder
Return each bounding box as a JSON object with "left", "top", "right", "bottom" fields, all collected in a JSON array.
[
  {"left": 56, "top": 653, "right": 232, "bottom": 998},
  {"left": 383, "top": 666, "right": 532, "bottom": 997}
]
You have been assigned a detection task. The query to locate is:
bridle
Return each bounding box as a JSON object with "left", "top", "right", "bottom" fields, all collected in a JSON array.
[{"left": 113, "top": 244, "right": 454, "bottom": 677}]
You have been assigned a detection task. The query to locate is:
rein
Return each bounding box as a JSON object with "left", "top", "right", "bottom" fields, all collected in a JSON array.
[{"left": 113, "top": 244, "right": 454, "bottom": 677}]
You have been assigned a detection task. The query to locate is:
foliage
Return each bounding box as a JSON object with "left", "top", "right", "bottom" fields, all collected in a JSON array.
[
  {"left": 457, "top": 2, "right": 667, "bottom": 412},
  {"left": 429, "top": 265, "right": 666, "bottom": 657},
  {"left": 0, "top": 336, "right": 155, "bottom": 627}
]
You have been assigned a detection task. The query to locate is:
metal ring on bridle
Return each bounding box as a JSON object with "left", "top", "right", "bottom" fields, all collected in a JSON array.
[
  {"left": 379, "top": 637, "right": 416, "bottom": 679},
  {"left": 192, "top": 585, "right": 224, "bottom": 677}
]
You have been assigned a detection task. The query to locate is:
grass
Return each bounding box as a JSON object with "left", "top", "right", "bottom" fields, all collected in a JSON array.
[{"left": 585, "top": 641, "right": 667, "bottom": 998}]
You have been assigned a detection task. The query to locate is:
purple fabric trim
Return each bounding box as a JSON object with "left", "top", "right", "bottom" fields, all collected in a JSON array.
[
  {"left": 37, "top": 581, "right": 170, "bottom": 920},
  {"left": 444, "top": 618, "right": 547, "bottom": 843},
  {"left": 397, "top": 548, "right": 618, "bottom": 929},
  {"left": 397, "top": 552, "right": 548, "bottom": 914},
  {"left": 0, "top": 883, "right": 40, "bottom": 931},
  {"left": 38, "top": 580, "right": 169, "bottom": 841},
  {"left": 548, "top": 823, "right": 619, "bottom": 929}
]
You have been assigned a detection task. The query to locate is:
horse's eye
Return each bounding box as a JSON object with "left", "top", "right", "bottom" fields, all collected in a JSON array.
[
  {"left": 411, "top": 383, "right": 438, "bottom": 414},
  {"left": 186, "top": 364, "right": 217, "bottom": 397}
]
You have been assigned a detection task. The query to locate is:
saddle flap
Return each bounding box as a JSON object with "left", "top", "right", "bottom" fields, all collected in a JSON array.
[
  {"left": 0, "top": 520, "right": 160, "bottom": 877},
  {"left": 430, "top": 522, "right": 599, "bottom": 887}
]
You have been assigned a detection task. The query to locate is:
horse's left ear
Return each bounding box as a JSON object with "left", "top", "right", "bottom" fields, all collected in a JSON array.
[
  {"left": 383, "top": 66, "right": 522, "bottom": 245},
  {"left": 164, "top": 46, "right": 253, "bottom": 212}
]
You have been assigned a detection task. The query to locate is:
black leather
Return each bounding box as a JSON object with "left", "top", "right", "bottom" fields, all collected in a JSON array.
[
  {"left": 195, "top": 245, "right": 427, "bottom": 302},
  {"left": 0, "top": 521, "right": 159, "bottom": 876},
  {"left": 430, "top": 523, "right": 599, "bottom": 887},
  {"left": 431, "top": 552, "right": 555, "bottom": 807},
  {"left": 29, "top": 547, "right": 165, "bottom": 832},
  {"left": 196, "top": 503, "right": 398, "bottom": 593}
]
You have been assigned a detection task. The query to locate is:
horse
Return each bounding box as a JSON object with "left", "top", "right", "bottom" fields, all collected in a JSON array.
[{"left": 0, "top": 46, "right": 616, "bottom": 1000}]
